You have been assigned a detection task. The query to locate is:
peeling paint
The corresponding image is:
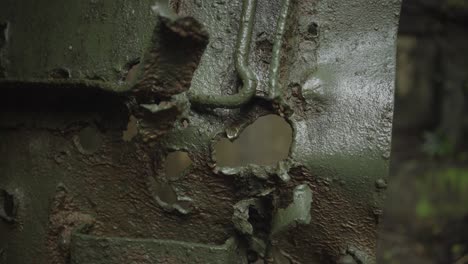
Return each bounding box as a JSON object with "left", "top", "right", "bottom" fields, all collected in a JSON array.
[{"left": 271, "top": 184, "right": 313, "bottom": 236}]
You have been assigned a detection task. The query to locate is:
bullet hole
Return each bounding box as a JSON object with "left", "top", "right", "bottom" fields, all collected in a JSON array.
[
  {"left": 74, "top": 126, "right": 103, "bottom": 155},
  {"left": 49, "top": 68, "right": 71, "bottom": 79},
  {"left": 375, "top": 179, "right": 388, "bottom": 189},
  {"left": 54, "top": 150, "right": 70, "bottom": 164},
  {"left": 153, "top": 181, "right": 178, "bottom": 206},
  {"left": 0, "top": 22, "right": 8, "bottom": 48},
  {"left": 211, "top": 38, "right": 224, "bottom": 51},
  {"left": 122, "top": 115, "right": 138, "bottom": 142},
  {"left": 0, "top": 189, "right": 16, "bottom": 223},
  {"left": 307, "top": 22, "right": 319, "bottom": 37},
  {"left": 165, "top": 151, "right": 192, "bottom": 180},
  {"left": 125, "top": 60, "right": 140, "bottom": 83},
  {"left": 181, "top": 118, "right": 190, "bottom": 128},
  {"left": 214, "top": 115, "right": 293, "bottom": 167}
]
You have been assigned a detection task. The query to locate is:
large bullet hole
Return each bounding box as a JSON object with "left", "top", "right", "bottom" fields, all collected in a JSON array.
[
  {"left": 122, "top": 115, "right": 138, "bottom": 142},
  {"left": 125, "top": 60, "right": 140, "bottom": 83},
  {"left": 153, "top": 181, "right": 178, "bottom": 205},
  {"left": 165, "top": 151, "right": 192, "bottom": 180},
  {"left": 214, "top": 115, "right": 293, "bottom": 167},
  {"left": 74, "top": 126, "right": 103, "bottom": 154},
  {"left": 0, "top": 189, "right": 16, "bottom": 223}
]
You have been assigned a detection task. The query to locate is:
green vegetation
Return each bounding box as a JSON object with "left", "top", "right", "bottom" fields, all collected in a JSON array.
[{"left": 415, "top": 168, "right": 468, "bottom": 220}]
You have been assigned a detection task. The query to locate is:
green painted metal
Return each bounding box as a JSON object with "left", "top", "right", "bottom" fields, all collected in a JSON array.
[
  {"left": 188, "top": 0, "right": 259, "bottom": 108},
  {"left": 188, "top": 0, "right": 293, "bottom": 107},
  {"left": 71, "top": 234, "right": 246, "bottom": 264},
  {"left": 271, "top": 184, "right": 313, "bottom": 236},
  {"left": 268, "top": 0, "right": 291, "bottom": 101},
  {"left": 0, "top": 0, "right": 156, "bottom": 85},
  {"left": 0, "top": 0, "right": 401, "bottom": 263}
]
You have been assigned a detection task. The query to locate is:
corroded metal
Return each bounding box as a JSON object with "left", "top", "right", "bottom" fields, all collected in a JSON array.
[{"left": 0, "top": 0, "right": 401, "bottom": 263}]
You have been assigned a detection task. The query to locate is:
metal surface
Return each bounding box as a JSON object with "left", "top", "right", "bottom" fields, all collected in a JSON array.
[
  {"left": 0, "top": 0, "right": 401, "bottom": 263},
  {"left": 188, "top": 0, "right": 259, "bottom": 108},
  {"left": 71, "top": 234, "right": 246, "bottom": 264}
]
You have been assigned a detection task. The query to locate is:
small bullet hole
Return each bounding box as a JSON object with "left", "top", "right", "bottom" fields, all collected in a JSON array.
[
  {"left": 165, "top": 151, "right": 192, "bottom": 180},
  {"left": 0, "top": 22, "right": 8, "bottom": 48},
  {"left": 125, "top": 60, "right": 140, "bottom": 83},
  {"left": 49, "top": 68, "right": 71, "bottom": 79},
  {"left": 0, "top": 189, "right": 16, "bottom": 222},
  {"left": 308, "top": 22, "right": 319, "bottom": 37},
  {"left": 123, "top": 115, "right": 138, "bottom": 142},
  {"left": 181, "top": 119, "right": 190, "bottom": 128},
  {"left": 74, "top": 126, "right": 103, "bottom": 155}
]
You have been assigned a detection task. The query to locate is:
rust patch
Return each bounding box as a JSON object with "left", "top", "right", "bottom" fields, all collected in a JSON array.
[
  {"left": 132, "top": 16, "right": 209, "bottom": 100},
  {"left": 46, "top": 185, "right": 95, "bottom": 264}
]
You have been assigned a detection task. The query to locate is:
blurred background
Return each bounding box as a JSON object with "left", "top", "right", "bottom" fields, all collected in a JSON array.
[{"left": 377, "top": 0, "right": 468, "bottom": 263}]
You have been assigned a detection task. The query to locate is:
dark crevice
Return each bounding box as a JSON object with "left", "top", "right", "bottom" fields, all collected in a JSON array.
[
  {"left": 0, "top": 21, "right": 8, "bottom": 78},
  {"left": 0, "top": 189, "right": 16, "bottom": 224},
  {"left": 0, "top": 81, "right": 127, "bottom": 113}
]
